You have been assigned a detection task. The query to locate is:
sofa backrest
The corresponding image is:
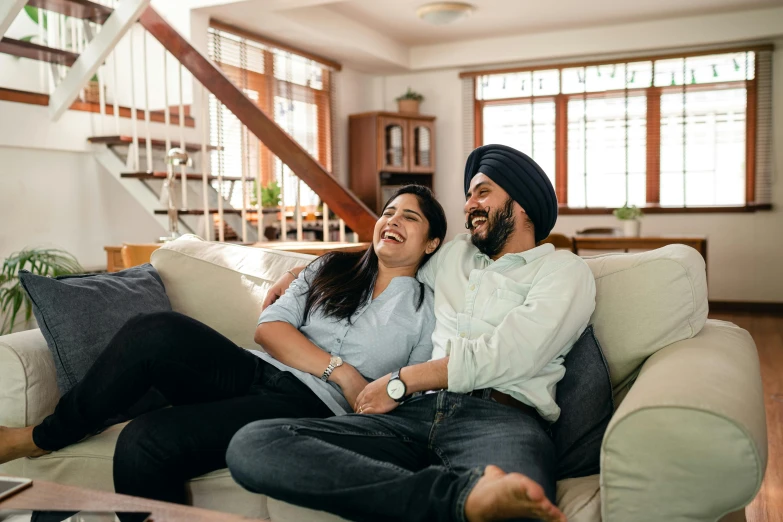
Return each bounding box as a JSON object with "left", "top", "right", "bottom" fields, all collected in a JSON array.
[
  {"left": 152, "top": 236, "right": 708, "bottom": 394},
  {"left": 582, "top": 244, "right": 708, "bottom": 391},
  {"left": 151, "top": 236, "right": 316, "bottom": 350}
]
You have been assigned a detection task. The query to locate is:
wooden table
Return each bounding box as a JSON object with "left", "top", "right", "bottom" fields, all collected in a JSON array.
[
  {"left": 0, "top": 476, "right": 266, "bottom": 522},
  {"left": 572, "top": 235, "right": 708, "bottom": 268}
]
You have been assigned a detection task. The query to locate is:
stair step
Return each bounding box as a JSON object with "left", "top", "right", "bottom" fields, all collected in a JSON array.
[
  {"left": 88, "top": 135, "right": 220, "bottom": 152},
  {"left": 0, "top": 37, "right": 78, "bottom": 66},
  {"left": 155, "top": 209, "right": 259, "bottom": 215},
  {"left": 27, "top": 0, "right": 113, "bottom": 24},
  {"left": 122, "top": 172, "right": 252, "bottom": 182}
]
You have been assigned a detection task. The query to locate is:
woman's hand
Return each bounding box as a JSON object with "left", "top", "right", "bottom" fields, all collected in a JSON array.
[
  {"left": 262, "top": 271, "right": 297, "bottom": 310},
  {"left": 331, "top": 364, "right": 370, "bottom": 411},
  {"left": 354, "top": 374, "right": 399, "bottom": 415}
]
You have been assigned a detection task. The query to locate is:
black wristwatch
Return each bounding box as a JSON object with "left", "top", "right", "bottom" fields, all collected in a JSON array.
[{"left": 386, "top": 369, "right": 407, "bottom": 402}]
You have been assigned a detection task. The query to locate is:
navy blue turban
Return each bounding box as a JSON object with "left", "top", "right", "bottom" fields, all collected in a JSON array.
[{"left": 464, "top": 144, "right": 558, "bottom": 243}]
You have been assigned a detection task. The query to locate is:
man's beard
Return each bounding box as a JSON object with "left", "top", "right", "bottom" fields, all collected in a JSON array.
[{"left": 467, "top": 197, "right": 516, "bottom": 258}]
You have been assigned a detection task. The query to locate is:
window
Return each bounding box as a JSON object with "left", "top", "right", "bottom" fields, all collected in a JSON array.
[
  {"left": 469, "top": 47, "right": 772, "bottom": 211},
  {"left": 208, "top": 24, "right": 334, "bottom": 211}
]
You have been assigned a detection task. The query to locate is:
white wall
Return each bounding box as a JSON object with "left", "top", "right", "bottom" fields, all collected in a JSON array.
[{"left": 362, "top": 41, "right": 783, "bottom": 303}]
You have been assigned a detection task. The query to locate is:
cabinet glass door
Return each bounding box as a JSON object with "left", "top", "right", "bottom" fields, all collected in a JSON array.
[
  {"left": 409, "top": 120, "right": 435, "bottom": 173},
  {"left": 379, "top": 118, "right": 408, "bottom": 172}
]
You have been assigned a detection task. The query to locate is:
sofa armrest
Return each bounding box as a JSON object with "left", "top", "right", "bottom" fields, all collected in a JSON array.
[
  {"left": 0, "top": 329, "right": 59, "bottom": 427},
  {"left": 600, "top": 320, "right": 766, "bottom": 522}
]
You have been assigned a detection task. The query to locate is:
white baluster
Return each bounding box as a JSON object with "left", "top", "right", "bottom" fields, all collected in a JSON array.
[
  {"left": 322, "top": 203, "right": 329, "bottom": 242},
  {"left": 240, "top": 126, "right": 248, "bottom": 243},
  {"left": 296, "top": 179, "right": 303, "bottom": 242},
  {"left": 38, "top": 10, "right": 46, "bottom": 92},
  {"left": 129, "top": 30, "right": 140, "bottom": 171},
  {"left": 112, "top": 51, "right": 120, "bottom": 134},
  {"left": 279, "top": 168, "right": 286, "bottom": 242},
  {"left": 98, "top": 64, "right": 106, "bottom": 133},
  {"left": 178, "top": 63, "right": 187, "bottom": 209},
  {"left": 339, "top": 219, "right": 346, "bottom": 243},
  {"left": 142, "top": 31, "right": 152, "bottom": 173},
  {"left": 201, "top": 83, "right": 211, "bottom": 241}
]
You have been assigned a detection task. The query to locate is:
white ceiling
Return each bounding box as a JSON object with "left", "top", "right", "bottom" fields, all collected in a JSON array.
[
  {"left": 326, "top": 0, "right": 783, "bottom": 46},
  {"left": 196, "top": 0, "right": 783, "bottom": 72}
]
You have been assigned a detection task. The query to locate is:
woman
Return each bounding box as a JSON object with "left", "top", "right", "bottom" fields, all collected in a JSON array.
[{"left": 0, "top": 185, "right": 447, "bottom": 506}]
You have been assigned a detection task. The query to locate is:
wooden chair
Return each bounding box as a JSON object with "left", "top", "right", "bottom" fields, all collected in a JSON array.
[
  {"left": 539, "top": 233, "right": 574, "bottom": 252},
  {"left": 120, "top": 244, "right": 162, "bottom": 270}
]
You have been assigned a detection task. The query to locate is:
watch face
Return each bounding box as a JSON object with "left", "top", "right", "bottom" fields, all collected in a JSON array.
[
  {"left": 331, "top": 356, "right": 343, "bottom": 367},
  {"left": 387, "top": 378, "right": 406, "bottom": 400}
]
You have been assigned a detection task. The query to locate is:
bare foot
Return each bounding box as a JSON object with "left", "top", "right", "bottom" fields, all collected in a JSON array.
[
  {"left": 0, "top": 426, "right": 49, "bottom": 464},
  {"left": 465, "top": 465, "right": 566, "bottom": 522}
]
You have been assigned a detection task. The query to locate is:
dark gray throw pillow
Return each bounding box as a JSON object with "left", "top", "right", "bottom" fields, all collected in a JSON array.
[
  {"left": 551, "top": 325, "right": 614, "bottom": 480},
  {"left": 19, "top": 263, "right": 172, "bottom": 394}
]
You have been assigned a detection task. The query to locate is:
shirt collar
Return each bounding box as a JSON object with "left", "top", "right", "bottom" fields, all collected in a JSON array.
[{"left": 473, "top": 243, "right": 555, "bottom": 265}]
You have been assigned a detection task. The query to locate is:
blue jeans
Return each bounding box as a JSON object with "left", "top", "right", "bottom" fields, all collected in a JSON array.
[{"left": 227, "top": 391, "right": 555, "bottom": 522}]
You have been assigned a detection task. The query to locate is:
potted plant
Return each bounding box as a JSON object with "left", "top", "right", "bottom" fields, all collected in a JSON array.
[
  {"left": 396, "top": 87, "right": 424, "bottom": 114},
  {"left": 613, "top": 203, "right": 644, "bottom": 237},
  {"left": 0, "top": 248, "right": 83, "bottom": 334},
  {"left": 251, "top": 181, "right": 282, "bottom": 239}
]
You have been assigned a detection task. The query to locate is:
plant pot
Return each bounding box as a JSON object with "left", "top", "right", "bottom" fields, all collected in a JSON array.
[
  {"left": 622, "top": 219, "right": 641, "bottom": 237},
  {"left": 82, "top": 81, "right": 105, "bottom": 104},
  {"left": 398, "top": 99, "right": 420, "bottom": 114}
]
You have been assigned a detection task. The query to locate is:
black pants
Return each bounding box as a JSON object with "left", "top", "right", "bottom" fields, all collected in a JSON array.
[{"left": 32, "top": 311, "right": 333, "bottom": 505}]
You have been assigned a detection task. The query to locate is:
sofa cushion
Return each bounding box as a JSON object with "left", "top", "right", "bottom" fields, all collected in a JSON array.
[
  {"left": 19, "top": 264, "right": 172, "bottom": 394},
  {"left": 267, "top": 475, "right": 601, "bottom": 522},
  {"left": 582, "top": 244, "right": 708, "bottom": 392},
  {"left": 552, "top": 325, "right": 613, "bottom": 480},
  {"left": 150, "top": 235, "right": 317, "bottom": 350}
]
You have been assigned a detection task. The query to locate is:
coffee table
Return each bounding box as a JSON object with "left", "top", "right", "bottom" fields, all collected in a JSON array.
[{"left": 0, "top": 476, "right": 268, "bottom": 522}]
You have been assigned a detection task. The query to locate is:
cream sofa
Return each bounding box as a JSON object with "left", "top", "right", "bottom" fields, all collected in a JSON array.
[{"left": 0, "top": 235, "right": 766, "bottom": 522}]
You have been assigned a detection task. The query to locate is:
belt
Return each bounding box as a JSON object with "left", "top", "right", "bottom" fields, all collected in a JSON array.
[{"left": 468, "top": 389, "right": 537, "bottom": 417}]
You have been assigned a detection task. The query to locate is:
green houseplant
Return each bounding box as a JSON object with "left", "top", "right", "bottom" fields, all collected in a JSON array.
[
  {"left": 396, "top": 87, "right": 424, "bottom": 114},
  {"left": 0, "top": 248, "right": 83, "bottom": 335},
  {"left": 613, "top": 203, "right": 644, "bottom": 237}
]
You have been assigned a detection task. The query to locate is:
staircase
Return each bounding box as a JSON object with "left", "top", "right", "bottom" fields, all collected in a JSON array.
[{"left": 0, "top": 0, "right": 377, "bottom": 249}]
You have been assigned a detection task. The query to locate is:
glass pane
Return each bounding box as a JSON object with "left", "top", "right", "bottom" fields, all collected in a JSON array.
[
  {"left": 533, "top": 69, "right": 560, "bottom": 96},
  {"left": 626, "top": 61, "right": 653, "bottom": 88},
  {"left": 585, "top": 64, "right": 626, "bottom": 92},
  {"left": 385, "top": 124, "right": 404, "bottom": 168},
  {"left": 654, "top": 58, "right": 686, "bottom": 87},
  {"left": 273, "top": 51, "right": 323, "bottom": 90},
  {"left": 415, "top": 126, "right": 432, "bottom": 167},
  {"left": 685, "top": 53, "right": 751, "bottom": 84},
  {"left": 482, "top": 101, "right": 556, "bottom": 186},
  {"left": 561, "top": 67, "right": 586, "bottom": 94},
  {"left": 567, "top": 96, "right": 647, "bottom": 207},
  {"left": 660, "top": 88, "right": 746, "bottom": 206},
  {"left": 274, "top": 96, "right": 320, "bottom": 207},
  {"left": 477, "top": 72, "right": 532, "bottom": 100}
]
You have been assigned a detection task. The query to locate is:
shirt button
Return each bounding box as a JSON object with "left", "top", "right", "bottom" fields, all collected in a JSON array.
[
  {"left": 460, "top": 333, "right": 466, "bottom": 338},
  {"left": 469, "top": 284, "right": 476, "bottom": 291},
  {"left": 336, "top": 339, "right": 342, "bottom": 344}
]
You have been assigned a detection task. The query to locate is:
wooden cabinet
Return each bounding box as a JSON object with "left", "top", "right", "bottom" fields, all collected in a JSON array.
[{"left": 349, "top": 112, "right": 436, "bottom": 214}]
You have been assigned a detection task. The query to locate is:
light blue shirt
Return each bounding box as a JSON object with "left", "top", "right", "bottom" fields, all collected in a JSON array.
[
  {"left": 417, "top": 234, "right": 596, "bottom": 422},
  {"left": 254, "top": 260, "right": 436, "bottom": 415}
]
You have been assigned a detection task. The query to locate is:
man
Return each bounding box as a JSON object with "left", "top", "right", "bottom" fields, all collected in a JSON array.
[{"left": 227, "top": 144, "right": 596, "bottom": 522}]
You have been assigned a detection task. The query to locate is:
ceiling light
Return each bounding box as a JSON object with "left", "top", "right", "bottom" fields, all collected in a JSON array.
[{"left": 417, "top": 2, "right": 475, "bottom": 26}]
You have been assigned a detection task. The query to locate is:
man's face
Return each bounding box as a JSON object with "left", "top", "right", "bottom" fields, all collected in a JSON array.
[{"left": 464, "top": 174, "right": 518, "bottom": 257}]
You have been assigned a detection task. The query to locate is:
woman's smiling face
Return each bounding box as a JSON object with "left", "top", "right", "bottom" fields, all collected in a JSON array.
[{"left": 373, "top": 193, "right": 439, "bottom": 268}]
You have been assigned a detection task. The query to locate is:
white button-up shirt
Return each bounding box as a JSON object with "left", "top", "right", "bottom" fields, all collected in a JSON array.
[{"left": 417, "top": 234, "right": 596, "bottom": 422}]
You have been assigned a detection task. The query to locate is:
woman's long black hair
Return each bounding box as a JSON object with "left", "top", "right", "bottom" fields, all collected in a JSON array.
[{"left": 302, "top": 185, "right": 447, "bottom": 322}]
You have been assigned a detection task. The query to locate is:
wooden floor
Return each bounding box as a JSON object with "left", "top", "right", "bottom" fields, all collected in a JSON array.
[{"left": 709, "top": 312, "right": 783, "bottom": 522}]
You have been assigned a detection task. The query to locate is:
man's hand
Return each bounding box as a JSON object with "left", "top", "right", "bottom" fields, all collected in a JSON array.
[
  {"left": 354, "top": 374, "right": 399, "bottom": 415},
  {"left": 331, "top": 364, "right": 370, "bottom": 411},
  {"left": 262, "top": 271, "right": 297, "bottom": 310}
]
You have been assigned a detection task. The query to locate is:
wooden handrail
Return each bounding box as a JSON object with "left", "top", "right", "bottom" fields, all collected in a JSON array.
[{"left": 139, "top": 7, "right": 377, "bottom": 240}]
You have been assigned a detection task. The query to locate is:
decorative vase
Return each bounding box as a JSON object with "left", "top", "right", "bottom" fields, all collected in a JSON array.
[
  {"left": 622, "top": 219, "right": 641, "bottom": 237},
  {"left": 398, "top": 99, "right": 420, "bottom": 114}
]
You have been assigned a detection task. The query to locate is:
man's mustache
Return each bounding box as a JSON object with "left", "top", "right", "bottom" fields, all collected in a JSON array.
[{"left": 465, "top": 208, "right": 490, "bottom": 230}]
